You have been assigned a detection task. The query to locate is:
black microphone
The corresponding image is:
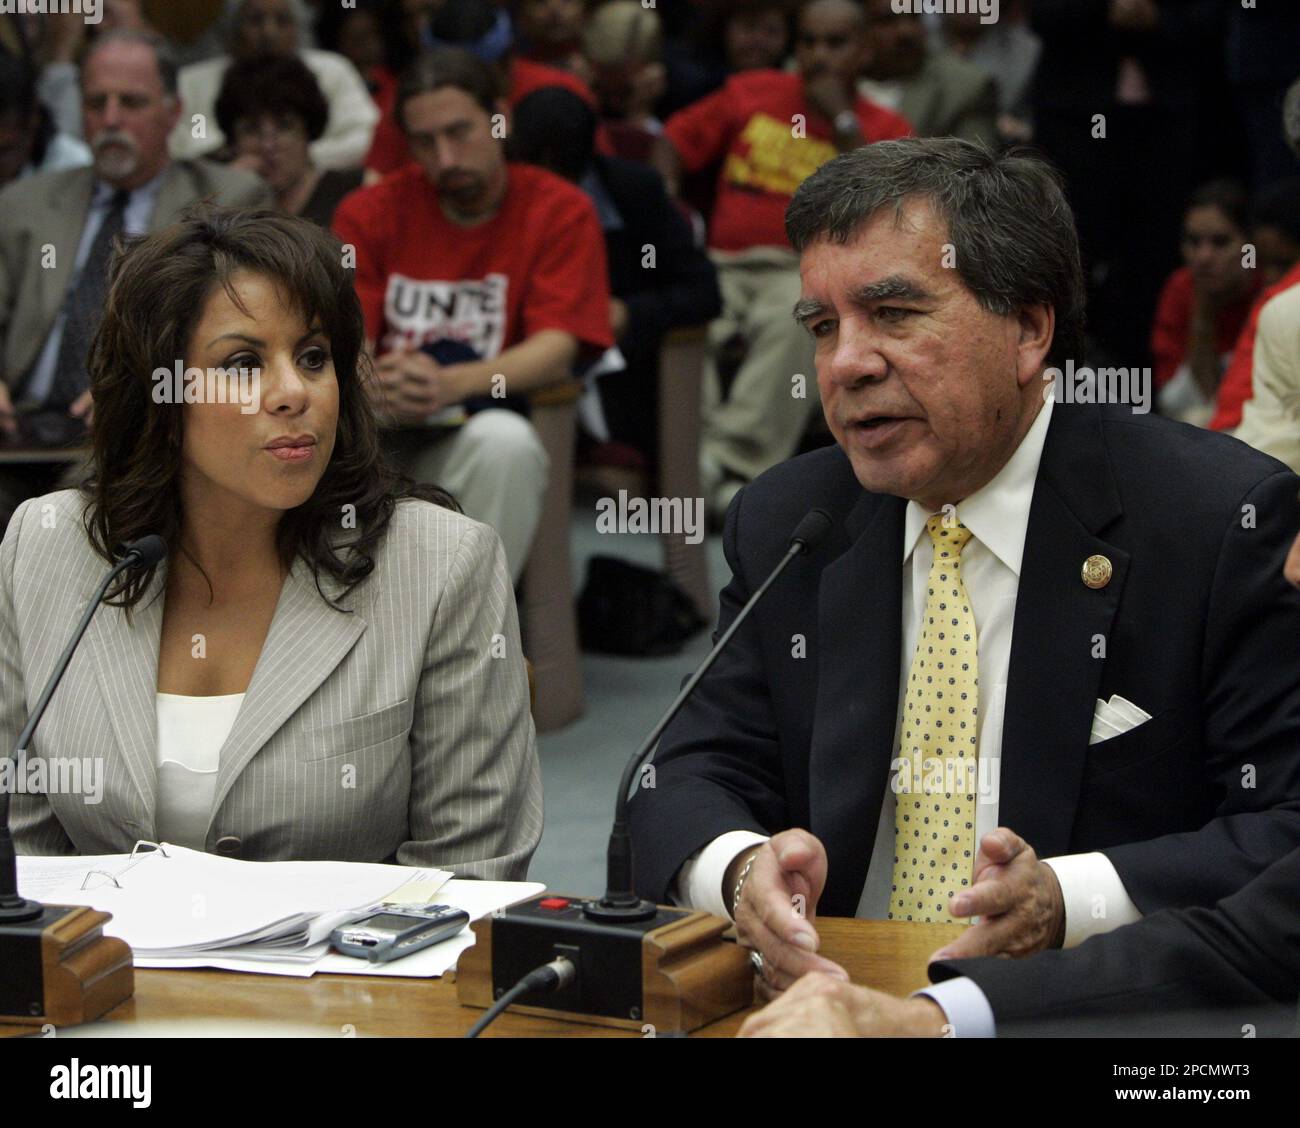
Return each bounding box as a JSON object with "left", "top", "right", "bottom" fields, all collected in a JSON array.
[
  {"left": 588, "top": 507, "right": 833, "bottom": 921},
  {"left": 457, "top": 510, "right": 834, "bottom": 1033},
  {"left": 0, "top": 535, "right": 166, "bottom": 924}
]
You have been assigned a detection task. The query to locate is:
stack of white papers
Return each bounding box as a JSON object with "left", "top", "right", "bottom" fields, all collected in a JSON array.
[{"left": 17, "top": 846, "right": 543, "bottom": 978}]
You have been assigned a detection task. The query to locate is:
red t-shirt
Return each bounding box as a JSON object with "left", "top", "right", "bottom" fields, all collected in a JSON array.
[
  {"left": 1209, "top": 261, "right": 1300, "bottom": 431},
  {"left": 663, "top": 70, "right": 913, "bottom": 252},
  {"left": 1149, "top": 266, "right": 1260, "bottom": 389},
  {"left": 365, "top": 57, "right": 599, "bottom": 177},
  {"left": 332, "top": 162, "right": 612, "bottom": 363}
]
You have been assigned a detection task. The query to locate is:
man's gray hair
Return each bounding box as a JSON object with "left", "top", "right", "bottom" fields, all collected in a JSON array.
[
  {"left": 83, "top": 30, "right": 179, "bottom": 97},
  {"left": 785, "top": 137, "right": 1085, "bottom": 367}
]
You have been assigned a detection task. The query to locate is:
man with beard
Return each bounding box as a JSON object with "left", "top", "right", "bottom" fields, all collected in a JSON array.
[
  {"left": 332, "top": 47, "right": 612, "bottom": 581},
  {"left": 0, "top": 29, "right": 269, "bottom": 530}
]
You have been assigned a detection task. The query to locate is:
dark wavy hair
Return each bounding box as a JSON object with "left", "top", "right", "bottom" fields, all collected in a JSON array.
[
  {"left": 81, "top": 203, "right": 458, "bottom": 610},
  {"left": 215, "top": 53, "right": 331, "bottom": 143}
]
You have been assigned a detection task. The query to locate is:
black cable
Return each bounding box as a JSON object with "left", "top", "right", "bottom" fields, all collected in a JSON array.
[{"left": 464, "top": 957, "right": 575, "bottom": 1038}]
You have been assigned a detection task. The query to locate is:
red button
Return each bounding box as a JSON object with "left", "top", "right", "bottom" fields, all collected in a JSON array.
[{"left": 538, "top": 897, "right": 570, "bottom": 910}]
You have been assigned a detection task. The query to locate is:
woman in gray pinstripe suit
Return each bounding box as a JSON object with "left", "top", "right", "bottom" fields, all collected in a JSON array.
[{"left": 1, "top": 205, "right": 542, "bottom": 879}]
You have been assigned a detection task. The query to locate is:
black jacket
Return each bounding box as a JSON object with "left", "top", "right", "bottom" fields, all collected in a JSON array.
[
  {"left": 629, "top": 403, "right": 1300, "bottom": 919},
  {"left": 933, "top": 845, "right": 1300, "bottom": 1037}
]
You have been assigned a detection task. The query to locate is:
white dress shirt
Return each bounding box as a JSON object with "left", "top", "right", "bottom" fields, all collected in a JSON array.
[
  {"left": 154, "top": 693, "right": 245, "bottom": 850},
  {"left": 674, "top": 393, "right": 1143, "bottom": 997},
  {"left": 24, "top": 173, "right": 165, "bottom": 405}
]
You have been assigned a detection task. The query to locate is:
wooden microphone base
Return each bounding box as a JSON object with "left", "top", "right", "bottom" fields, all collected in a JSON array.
[
  {"left": 458, "top": 898, "right": 753, "bottom": 1034},
  {"left": 0, "top": 904, "right": 134, "bottom": 1028}
]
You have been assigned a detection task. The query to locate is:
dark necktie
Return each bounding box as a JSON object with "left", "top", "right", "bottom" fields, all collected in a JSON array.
[{"left": 48, "top": 188, "right": 131, "bottom": 410}]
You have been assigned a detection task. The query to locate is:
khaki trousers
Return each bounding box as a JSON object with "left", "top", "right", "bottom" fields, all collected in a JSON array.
[{"left": 701, "top": 247, "right": 820, "bottom": 483}]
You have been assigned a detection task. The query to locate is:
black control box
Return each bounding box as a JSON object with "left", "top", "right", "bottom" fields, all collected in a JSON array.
[{"left": 490, "top": 895, "right": 689, "bottom": 1022}]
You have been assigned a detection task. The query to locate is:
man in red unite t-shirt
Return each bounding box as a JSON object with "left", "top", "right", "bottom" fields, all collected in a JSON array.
[
  {"left": 363, "top": 0, "right": 599, "bottom": 178},
  {"left": 654, "top": 0, "right": 911, "bottom": 519},
  {"left": 334, "top": 47, "right": 612, "bottom": 580}
]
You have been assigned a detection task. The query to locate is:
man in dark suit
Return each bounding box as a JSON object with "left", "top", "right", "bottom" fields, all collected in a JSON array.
[{"left": 628, "top": 137, "right": 1300, "bottom": 998}]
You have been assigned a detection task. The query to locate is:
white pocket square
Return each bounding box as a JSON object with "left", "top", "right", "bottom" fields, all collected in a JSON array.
[{"left": 1089, "top": 694, "right": 1153, "bottom": 745}]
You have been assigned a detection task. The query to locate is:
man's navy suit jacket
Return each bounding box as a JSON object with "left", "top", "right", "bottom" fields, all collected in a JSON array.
[
  {"left": 931, "top": 844, "right": 1300, "bottom": 1036},
  {"left": 629, "top": 402, "right": 1300, "bottom": 918}
]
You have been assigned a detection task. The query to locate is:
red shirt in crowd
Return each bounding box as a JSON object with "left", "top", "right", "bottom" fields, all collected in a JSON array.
[
  {"left": 332, "top": 161, "right": 612, "bottom": 364},
  {"left": 1150, "top": 266, "right": 1260, "bottom": 389},
  {"left": 365, "top": 57, "right": 599, "bottom": 177},
  {"left": 1209, "top": 261, "right": 1300, "bottom": 431},
  {"left": 663, "top": 69, "right": 912, "bottom": 253}
]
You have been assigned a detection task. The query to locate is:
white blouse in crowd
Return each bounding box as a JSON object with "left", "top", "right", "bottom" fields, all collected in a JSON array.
[{"left": 154, "top": 693, "right": 245, "bottom": 850}]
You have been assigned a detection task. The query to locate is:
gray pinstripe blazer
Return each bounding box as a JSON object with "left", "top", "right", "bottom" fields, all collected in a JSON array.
[{"left": 1, "top": 490, "right": 542, "bottom": 880}]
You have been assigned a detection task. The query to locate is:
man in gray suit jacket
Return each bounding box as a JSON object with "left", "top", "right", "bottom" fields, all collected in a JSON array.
[
  {"left": 859, "top": 0, "right": 999, "bottom": 145},
  {"left": 0, "top": 29, "right": 270, "bottom": 525}
]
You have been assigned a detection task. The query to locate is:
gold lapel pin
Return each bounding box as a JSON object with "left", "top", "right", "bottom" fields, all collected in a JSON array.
[{"left": 1081, "top": 554, "right": 1113, "bottom": 589}]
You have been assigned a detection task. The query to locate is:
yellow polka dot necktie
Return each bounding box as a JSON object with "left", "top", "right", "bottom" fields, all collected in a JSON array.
[{"left": 888, "top": 513, "right": 979, "bottom": 923}]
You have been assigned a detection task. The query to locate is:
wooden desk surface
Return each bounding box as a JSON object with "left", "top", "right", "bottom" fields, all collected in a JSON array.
[{"left": 1, "top": 918, "right": 964, "bottom": 1038}]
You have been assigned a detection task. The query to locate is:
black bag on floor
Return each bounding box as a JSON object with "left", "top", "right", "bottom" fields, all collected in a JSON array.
[{"left": 577, "top": 555, "right": 706, "bottom": 657}]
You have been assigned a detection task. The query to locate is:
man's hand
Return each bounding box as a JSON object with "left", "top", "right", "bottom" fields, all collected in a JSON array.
[
  {"left": 69, "top": 390, "right": 94, "bottom": 427},
  {"left": 228, "top": 152, "right": 267, "bottom": 178},
  {"left": 609, "top": 297, "right": 629, "bottom": 340},
  {"left": 738, "top": 971, "right": 948, "bottom": 1038},
  {"left": 803, "top": 70, "right": 852, "bottom": 125},
  {"left": 372, "top": 348, "right": 454, "bottom": 423},
  {"left": 0, "top": 382, "right": 16, "bottom": 438},
  {"left": 732, "top": 829, "right": 849, "bottom": 1000},
  {"left": 1285, "top": 529, "right": 1300, "bottom": 590},
  {"left": 927, "top": 828, "right": 1065, "bottom": 962}
]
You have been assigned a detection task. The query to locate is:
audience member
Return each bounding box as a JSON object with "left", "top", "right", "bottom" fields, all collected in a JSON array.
[
  {"left": 0, "top": 31, "right": 270, "bottom": 530},
  {"left": 691, "top": 0, "right": 794, "bottom": 78},
  {"left": 1030, "top": 0, "right": 1221, "bottom": 369},
  {"left": 857, "top": 0, "right": 997, "bottom": 146},
  {"left": 216, "top": 54, "right": 364, "bottom": 226},
  {"left": 1210, "top": 177, "right": 1300, "bottom": 432},
  {"left": 583, "top": 1, "right": 666, "bottom": 164},
  {"left": 512, "top": 0, "right": 588, "bottom": 75},
  {"left": 1215, "top": 91, "right": 1300, "bottom": 462},
  {"left": 168, "top": 0, "right": 379, "bottom": 169},
  {"left": 334, "top": 48, "right": 613, "bottom": 581},
  {"left": 313, "top": 0, "right": 406, "bottom": 121},
  {"left": 649, "top": 0, "right": 795, "bottom": 122},
  {"left": 655, "top": 0, "right": 910, "bottom": 518},
  {"left": 509, "top": 86, "right": 721, "bottom": 478},
  {"left": 1150, "top": 180, "right": 1259, "bottom": 426},
  {"left": 364, "top": 0, "right": 598, "bottom": 178},
  {"left": 1225, "top": 1, "right": 1300, "bottom": 190},
  {"left": 0, "top": 52, "right": 91, "bottom": 188},
  {"left": 935, "top": 1, "right": 1040, "bottom": 143}
]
